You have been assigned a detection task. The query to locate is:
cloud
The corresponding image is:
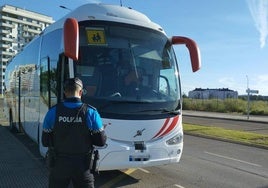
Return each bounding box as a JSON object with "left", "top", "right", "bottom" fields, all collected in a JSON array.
[
  {"left": 219, "top": 77, "right": 236, "bottom": 88},
  {"left": 218, "top": 77, "right": 246, "bottom": 95},
  {"left": 254, "top": 75, "right": 268, "bottom": 95},
  {"left": 247, "top": 0, "right": 268, "bottom": 48}
]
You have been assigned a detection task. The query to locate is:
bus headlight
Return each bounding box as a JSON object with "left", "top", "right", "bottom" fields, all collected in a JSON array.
[{"left": 166, "top": 133, "right": 183, "bottom": 145}]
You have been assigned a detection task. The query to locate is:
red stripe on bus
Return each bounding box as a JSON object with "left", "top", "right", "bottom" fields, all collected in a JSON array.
[
  {"left": 152, "top": 118, "right": 170, "bottom": 139},
  {"left": 157, "top": 116, "right": 179, "bottom": 138}
]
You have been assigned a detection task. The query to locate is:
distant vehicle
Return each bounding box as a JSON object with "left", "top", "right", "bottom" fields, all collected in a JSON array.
[{"left": 3, "top": 3, "right": 201, "bottom": 171}]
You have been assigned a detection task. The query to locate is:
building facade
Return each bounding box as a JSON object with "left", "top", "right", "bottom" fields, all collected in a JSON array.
[
  {"left": 188, "top": 88, "right": 238, "bottom": 99},
  {"left": 0, "top": 5, "right": 54, "bottom": 95}
]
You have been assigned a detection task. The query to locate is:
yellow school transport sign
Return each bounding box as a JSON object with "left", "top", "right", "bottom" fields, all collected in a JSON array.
[{"left": 86, "top": 28, "right": 107, "bottom": 45}]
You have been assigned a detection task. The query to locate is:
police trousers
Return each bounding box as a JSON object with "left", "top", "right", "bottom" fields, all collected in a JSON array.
[{"left": 49, "top": 155, "right": 94, "bottom": 188}]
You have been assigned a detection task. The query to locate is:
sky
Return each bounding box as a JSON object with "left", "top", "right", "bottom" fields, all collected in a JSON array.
[{"left": 2, "top": 0, "right": 268, "bottom": 96}]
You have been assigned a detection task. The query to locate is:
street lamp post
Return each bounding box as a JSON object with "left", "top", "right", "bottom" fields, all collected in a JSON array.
[
  {"left": 246, "top": 75, "right": 259, "bottom": 120},
  {"left": 246, "top": 75, "right": 249, "bottom": 120}
]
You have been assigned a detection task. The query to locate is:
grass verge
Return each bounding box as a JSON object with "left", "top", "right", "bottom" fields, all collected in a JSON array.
[{"left": 183, "top": 123, "right": 268, "bottom": 149}]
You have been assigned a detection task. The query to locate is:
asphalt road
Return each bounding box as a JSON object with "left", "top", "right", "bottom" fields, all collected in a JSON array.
[
  {"left": 177, "top": 135, "right": 268, "bottom": 188},
  {"left": 9, "top": 126, "right": 268, "bottom": 188},
  {"left": 2, "top": 110, "right": 268, "bottom": 188},
  {"left": 94, "top": 135, "right": 268, "bottom": 188}
]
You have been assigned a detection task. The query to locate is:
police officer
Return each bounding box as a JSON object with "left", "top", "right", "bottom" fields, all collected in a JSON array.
[{"left": 42, "top": 77, "right": 106, "bottom": 188}]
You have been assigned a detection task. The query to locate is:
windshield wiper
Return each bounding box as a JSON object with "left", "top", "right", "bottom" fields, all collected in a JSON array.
[
  {"left": 137, "top": 108, "right": 181, "bottom": 115},
  {"left": 161, "top": 108, "right": 181, "bottom": 115}
]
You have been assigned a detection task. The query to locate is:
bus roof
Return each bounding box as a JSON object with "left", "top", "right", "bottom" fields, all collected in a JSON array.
[{"left": 42, "top": 3, "right": 164, "bottom": 35}]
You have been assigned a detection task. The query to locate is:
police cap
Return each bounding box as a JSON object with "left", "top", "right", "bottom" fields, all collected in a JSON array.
[{"left": 64, "top": 77, "right": 83, "bottom": 90}]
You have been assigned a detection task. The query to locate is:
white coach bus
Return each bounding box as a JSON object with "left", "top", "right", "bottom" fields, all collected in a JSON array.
[{"left": 4, "top": 3, "right": 201, "bottom": 171}]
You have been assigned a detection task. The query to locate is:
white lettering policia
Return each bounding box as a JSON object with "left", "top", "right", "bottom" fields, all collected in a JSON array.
[{"left": 58, "top": 116, "right": 83, "bottom": 123}]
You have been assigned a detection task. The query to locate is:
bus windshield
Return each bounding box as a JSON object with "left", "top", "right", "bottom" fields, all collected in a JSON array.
[{"left": 76, "top": 21, "right": 181, "bottom": 118}]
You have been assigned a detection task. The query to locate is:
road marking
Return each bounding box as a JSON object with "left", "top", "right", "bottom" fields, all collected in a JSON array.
[
  {"left": 99, "top": 168, "right": 137, "bottom": 188},
  {"left": 204, "top": 151, "right": 261, "bottom": 167},
  {"left": 174, "top": 184, "right": 185, "bottom": 188},
  {"left": 124, "top": 168, "right": 137, "bottom": 174},
  {"left": 138, "top": 168, "right": 150, "bottom": 173}
]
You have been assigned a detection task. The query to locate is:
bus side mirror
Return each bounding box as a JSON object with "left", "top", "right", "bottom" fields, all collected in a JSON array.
[
  {"left": 64, "top": 18, "right": 79, "bottom": 61},
  {"left": 171, "top": 36, "right": 201, "bottom": 72}
]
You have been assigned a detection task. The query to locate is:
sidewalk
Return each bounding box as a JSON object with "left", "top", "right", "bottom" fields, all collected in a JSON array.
[
  {"left": 183, "top": 110, "right": 268, "bottom": 123},
  {"left": 0, "top": 125, "right": 48, "bottom": 187},
  {"left": 0, "top": 101, "right": 48, "bottom": 187}
]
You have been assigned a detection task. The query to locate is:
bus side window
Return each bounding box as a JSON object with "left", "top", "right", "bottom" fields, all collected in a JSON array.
[
  {"left": 40, "top": 56, "right": 58, "bottom": 108},
  {"left": 40, "top": 57, "right": 51, "bottom": 108}
]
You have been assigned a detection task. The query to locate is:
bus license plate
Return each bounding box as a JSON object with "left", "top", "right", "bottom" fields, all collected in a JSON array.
[{"left": 129, "top": 154, "right": 150, "bottom": 161}]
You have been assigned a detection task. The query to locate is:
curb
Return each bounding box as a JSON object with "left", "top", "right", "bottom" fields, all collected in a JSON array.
[
  {"left": 184, "top": 132, "right": 268, "bottom": 150},
  {"left": 183, "top": 114, "right": 268, "bottom": 124}
]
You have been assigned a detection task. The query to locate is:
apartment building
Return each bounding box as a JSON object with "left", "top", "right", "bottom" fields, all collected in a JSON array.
[
  {"left": 0, "top": 4, "right": 54, "bottom": 95},
  {"left": 188, "top": 88, "right": 238, "bottom": 99}
]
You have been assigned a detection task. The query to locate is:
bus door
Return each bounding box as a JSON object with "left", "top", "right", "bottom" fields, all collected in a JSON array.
[
  {"left": 55, "top": 54, "right": 73, "bottom": 102},
  {"left": 39, "top": 55, "right": 58, "bottom": 155}
]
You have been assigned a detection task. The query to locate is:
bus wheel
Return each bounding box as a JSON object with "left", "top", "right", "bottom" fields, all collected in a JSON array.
[{"left": 9, "top": 110, "right": 17, "bottom": 133}]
